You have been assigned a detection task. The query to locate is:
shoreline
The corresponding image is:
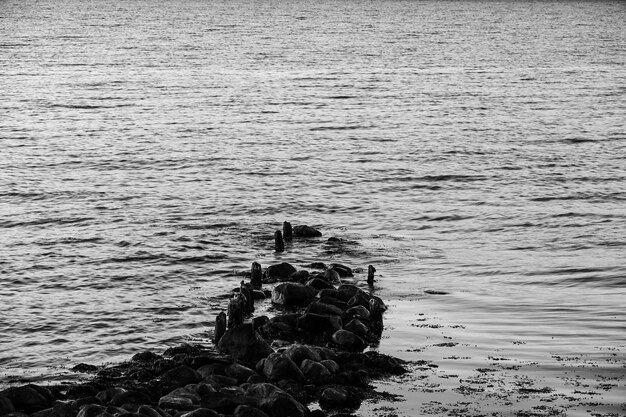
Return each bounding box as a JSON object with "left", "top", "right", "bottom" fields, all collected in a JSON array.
[
  {"left": 2, "top": 225, "right": 624, "bottom": 417},
  {"left": 0, "top": 227, "right": 413, "bottom": 417}
]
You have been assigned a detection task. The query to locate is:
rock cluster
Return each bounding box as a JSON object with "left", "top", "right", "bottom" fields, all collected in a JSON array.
[{"left": 0, "top": 226, "right": 406, "bottom": 417}]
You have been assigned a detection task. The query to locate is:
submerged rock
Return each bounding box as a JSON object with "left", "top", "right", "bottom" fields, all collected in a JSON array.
[{"left": 292, "top": 225, "right": 322, "bottom": 238}]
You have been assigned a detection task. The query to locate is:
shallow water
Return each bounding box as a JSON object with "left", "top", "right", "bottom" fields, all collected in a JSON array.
[{"left": 1, "top": 0, "right": 625, "bottom": 409}]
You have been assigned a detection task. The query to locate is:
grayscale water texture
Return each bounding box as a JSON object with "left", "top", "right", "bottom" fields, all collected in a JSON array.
[{"left": 1, "top": 0, "right": 625, "bottom": 388}]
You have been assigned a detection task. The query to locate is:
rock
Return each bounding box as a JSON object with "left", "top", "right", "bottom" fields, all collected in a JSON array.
[
  {"left": 297, "top": 313, "right": 342, "bottom": 335},
  {"left": 271, "top": 283, "right": 316, "bottom": 307},
  {"left": 332, "top": 330, "right": 367, "bottom": 351},
  {"left": 264, "top": 392, "right": 308, "bottom": 417},
  {"left": 329, "top": 263, "right": 353, "bottom": 277},
  {"left": 157, "top": 395, "right": 196, "bottom": 411},
  {"left": 65, "top": 384, "right": 97, "bottom": 400},
  {"left": 245, "top": 383, "right": 282, "bottom": 400},
  {"left": 290, "top": 270, "right": 310, "bottom": 283},
  {"left": 137, "top": 406, "right": 166, "bottom": 417},
  {"left": 225, "top": 363, "right": 257, "bottom": 382},
  {"left": 262, "top": 353, "right": 303, "bottom": 381},
  {"left": 234, "top": 404, "right": 269, "bottom": 417},
  {"left": 196, "top": 363, "right": 225, "bottom": 379},
  {"left": 1, "top": 385, "right": 53, "bottom": 413},
  {"left": 306, "top": 301, "right": 343, "bottom": 317},
  {"left": 317, "top": 296, "right": 348, "bottom": 311},
  {"left": 179, "top": 409, "right": 220, "bottom": 417},
  {"left": 320, "top": 360, "right": 340, "bottom": 374},
  {"left": 199, "top": 392, "right": 256, "bottom": 414},
  {"left": 208, "top": 375, "right": 238, "bottom": 387},
  {"left": 217, "top": 323, "right": 274, "bottom": 365},
  {"left": 292, "top": 225, "right": 322, "bottom": 237},
  {"left": 323, "top": 269, "right": 340, "bottom": 283},
  {"left": 264, "top": 263, "right": 297, "bottom": 281},
  {"left": 30, "top": 402, "right": 74, "bottom": 417},
  {"left": 110, "top": 390, "right": 152, "bottom": 407},
  {"left": 76, "top": 405, "right": 106, "bottom": 417},
  {"left": 131, "top": 350, "right": 161, "bottom": 363},
  {"left": 71, "top": 363, "right": 98, "bottom": 373},
  {"left": 312, "top": 346, "right": 338, "bottom": 362},
  {"left": 70, "top": 398, "right": 102, "bottom": 412},
  {"left": 344, "top": 318, "right": 369, "bottom": 336},
  {"left": 345, "top": 305, "right": 370, "bottom": 320},
  {"left": 161, "top": 365, "right": 201, "bottom": 387},
  {"left": 337, "top": 284, "right": 368, "bottom": 300},
  {"left": 319, "top": 387, "right": 350, "bottom": 410},
  {"left": 300, "top": 359, "right": 331, "bottom": 385},
  {"left": 166, "top": 388, "right": 200, "bottom": 404},
  {"left": 317, "top": 289, "right": 350, "bottom": 302},
  {"left": 0, "top": 396, "right": 15, "bottom": 415},
  {"left": 282, "top": 344, "right": 322, "bottom": 367},
  {"left": 308, "top": 262, "right": 326, "bottom": 270},
  {"left": 252, "top": 315, "right": 270, "bottom": 330},
  {"left": 304, "top": 278, "right": 334, "bottom": 291}
]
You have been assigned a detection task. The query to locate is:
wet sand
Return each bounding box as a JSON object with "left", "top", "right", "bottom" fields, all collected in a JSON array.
[{"left": 360, "top": 298, "right": 626, "bottom": 417}]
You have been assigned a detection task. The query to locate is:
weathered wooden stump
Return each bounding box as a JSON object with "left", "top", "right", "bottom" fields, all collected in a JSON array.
[
  {"left": 251, "top": 261, "right": 262, "bottom": 289},
  {"left": 227, "top": 294, "right": 245, "bottom": 329},
  {"left": 283, "top": 221, "right": 293, "bottom": 241},
  {"left": 215, "top": 311, "right": 227, "bottom": 344},
  {"left": 367, "top": 265, "right": 376, "bottom": 286},
  {"left": 275, "top": 230, "right": 284, "bottom": 252},
  {"left": 240, "top": 280, "right": 254, "bottom": 314}
]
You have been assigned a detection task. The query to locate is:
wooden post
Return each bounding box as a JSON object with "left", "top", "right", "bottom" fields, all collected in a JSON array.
[
  {"left": 274, "top": 230, "right": 284, "bottom": 252},
  {"left": 251, "top": 261, "right": 262, "bottom": 289},
  {"left": 283, "top": 221, "right": 293, "bottom": 241},
  {"left": 214, "top": 312, "right": 226, "bottom": 344},
  {"left": 367, "top": 265, "right": 376, "bottom": 287},
  {"left": 227, "top": 294, "right": 245, "bottom": 329},
  {"left": 240, "top": 280, "right": 254, "bottom": 314}
]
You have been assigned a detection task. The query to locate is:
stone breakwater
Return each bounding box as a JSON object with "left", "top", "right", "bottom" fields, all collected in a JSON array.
[{"left": 0, "top": 224, "right": 408, "bottom": 417}]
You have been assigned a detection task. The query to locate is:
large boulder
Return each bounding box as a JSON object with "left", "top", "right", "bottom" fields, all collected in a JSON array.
[
  {"left": 329, "top": 264, "right": 353, "bottom": 277},
  {"left": 282, "top": 345, "right": 322, "bottom": 367},
  {"left": 262, "top": 353, "right": 303, "bottom": 382},
  {"left": 306, "top": 301, "right": 343, "bottom": 317},
  {"left": 246, "top": 384, "right": 308, "bottom": 417},
  {"left": 344, "top": 318, "right": 369, "bottom": 337},
  {"left": 271, "top": 283, "right": 316, "bottom": 307},
  {"left": 264, "top": 263, "right": 297, "bottom": 282},
  {"left": 158, "top": 395, "right": 196, "bottom": 411},
  {"left": 300, "top": 359, "right": 331, "bottom": 385},
  {"left": 161, "top": 365, "right": 201, "bottom": 387},
  {"left": 332, "top": 330, "right": 367, "bottom": 351},
  {"left": 297, "top": 313, "right": 342, "bottom": 335},
  {"left": 1, "top": 385, "right": 53, "bottom": 414},
  {"left": 225, "top": 363, "right": 257, "bottom": 382},
  {"left": 217, "top": 323, "right": 274, "bottom": 365}
]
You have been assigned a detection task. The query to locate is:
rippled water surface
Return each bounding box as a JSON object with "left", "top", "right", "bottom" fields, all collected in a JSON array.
[{"left": 1, "top": 0, "right": 625, "bottom": 399}]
